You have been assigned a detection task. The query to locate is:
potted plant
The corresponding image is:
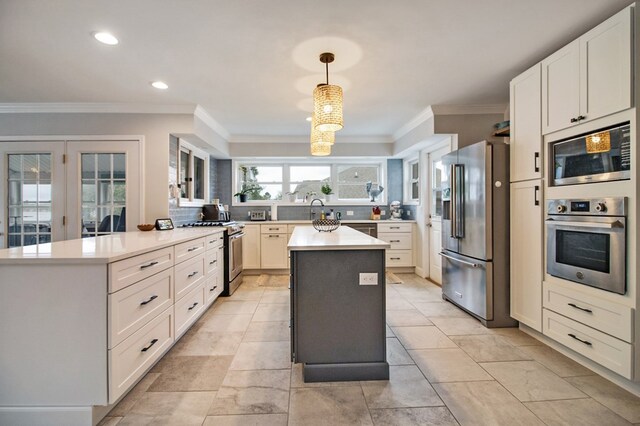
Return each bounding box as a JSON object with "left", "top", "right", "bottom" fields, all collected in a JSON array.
[
  {"left": 234, "top": 188, "right": 250, "bottom": 202},
  {"left": 285, "top": 191, "right": 298, "bottom": 202},
  {"left": 321, "top": 183, "right": 334, "bottom": 202}
]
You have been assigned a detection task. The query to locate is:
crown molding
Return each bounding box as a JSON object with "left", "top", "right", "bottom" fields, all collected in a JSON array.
[
  {"left": 392, "top": 106, "right": 435, "bottom": 141},
  {"left": 0, "top": 102, "right": 197, "bottom": 114},
  {"left": 229, "top": 134, "right": 394, "bottom": 144},
  {"left": 193, "top": 105, "right": 230, "bottom": 140},
  {"left": 430, "top": 104, "right": 507, "bottom": 115}
]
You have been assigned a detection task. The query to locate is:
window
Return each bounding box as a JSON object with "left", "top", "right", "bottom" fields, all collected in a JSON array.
[
  {"left": 178, "top": 139, "right": 209, "bottom": 206},
  {"left": 234, "top": 161, "right": 385, "bottom": 204},
  {"left": 404, "top": 158, "right": 420, "bottom": 203}
]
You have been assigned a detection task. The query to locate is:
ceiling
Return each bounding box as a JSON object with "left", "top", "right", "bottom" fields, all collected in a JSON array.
[{"left": 0, "top": 0, "right": 631, "bottom": 139}]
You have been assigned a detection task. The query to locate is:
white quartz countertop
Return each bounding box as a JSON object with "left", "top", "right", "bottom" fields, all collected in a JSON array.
[
  {"left": 0, "top": 228, "right": 225, "bottom": 265},
  {"left": 288, "top": 225, "right": 391, "bottom": 251},
  {"left": 240, "top": 219, "right": 415, "bottom": 225}
]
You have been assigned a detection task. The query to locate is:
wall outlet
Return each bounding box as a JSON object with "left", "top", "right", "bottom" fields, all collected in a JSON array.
[
  {"left": 346, "top": 210, "right": 354, "bottom": 216},
  {"left": 407, "top": 210, "right": 411, "bottom": 216},
  {"left": 359, "top": 272, "right": 378, "bottom": 285},
  {"left": 247, "top": 211, "right": 251, "bottom": 217},
  {"left": 380, "top": 210, "right": 386, "bottom": 215}
]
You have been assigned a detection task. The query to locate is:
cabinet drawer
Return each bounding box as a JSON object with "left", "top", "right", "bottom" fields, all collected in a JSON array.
[
  {"left": 543, "top": 282, "right": 633, "bottom": 342},
  {"left": 109, "top": 247, "right": 174, "bottom": 293},
  {"left": 205, "top": 275, "right": 223, "bottom": 307},
  {"left": 174, "top": 237, "right": 206, "bottom": 264},
  {"left": 175, "top": 283, "right": 205, "bottom": 338},
  {"left": 205, "top": 248, "right": 221, "bottom": 275},
  {"left": 261, "top": 224, "right": 287, "bottom": 234},
  {"left": 378, "top": 232, "right": 412, "bottom": 250},
  {"left": 543, "top": 309, "right": 632, "bottom": 379},
  {"left": 175, "top": 254, "right": 205, "bottom": 301},
  {"left": 205, "top": 232, "right": 225, "bottom": 251},
  {"left": 386, "top": 250, "right": 413, "bottom": 267},
  {"left": 378, "top": 222, "right": 412, "bottom": 233},
  {"left": 109, "top": 306, "right": 174, "bottom": 403},
  {"left": 109, "top": 268, "right": 174, "bottom": 348}
]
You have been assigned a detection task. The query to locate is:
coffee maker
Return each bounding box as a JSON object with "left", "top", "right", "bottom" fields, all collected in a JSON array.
[
  {"left": 202, "top": 203, "right": 230, "bottom": 222},
  {"left": 389, "top": 200, "right": 403, "bottom": 220}
]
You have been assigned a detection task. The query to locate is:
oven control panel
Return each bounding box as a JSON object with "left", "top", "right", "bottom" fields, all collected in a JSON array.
[{"left": 547, "top": 197, "right": 627, "bottom": 216}]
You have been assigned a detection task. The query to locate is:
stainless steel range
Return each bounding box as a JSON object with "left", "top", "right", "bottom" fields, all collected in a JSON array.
[{"left": 182, "top": 220, "right": 244, "bottom": 296}]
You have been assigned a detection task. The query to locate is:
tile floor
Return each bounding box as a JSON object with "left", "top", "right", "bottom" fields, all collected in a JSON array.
[{"left": 100, "top": 274, "right": 640, "bottom": 426}]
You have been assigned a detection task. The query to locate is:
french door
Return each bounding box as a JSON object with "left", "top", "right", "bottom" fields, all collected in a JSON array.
[{"left": 1, "top": 139, "right": 141, "bottom": 248}]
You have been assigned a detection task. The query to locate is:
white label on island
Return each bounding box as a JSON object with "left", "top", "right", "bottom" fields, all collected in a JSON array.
[{"left": 359, "top": 272, "right": 378, "bottom": 285}]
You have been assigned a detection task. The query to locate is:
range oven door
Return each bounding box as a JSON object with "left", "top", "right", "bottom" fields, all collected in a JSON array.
[
  {"left": 546, "top": 216, "right": 626, "bottom": 294},
  {"left": 228, "top": 232, "right": 244, "bottom": 282}
]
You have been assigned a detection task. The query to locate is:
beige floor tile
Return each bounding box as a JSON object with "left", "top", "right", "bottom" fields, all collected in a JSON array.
[
  {"left": 481, "top": 361, "right": 586, "bottom": 402},
  {"left": 517, "top": 344, "right": 593, "bottom": 377},
  {"left": 392, "top": 326, "right": 457, "bottom": 350},
  {"left": 203, "top": 414, "right": 288, "bottom": 426},
  {"left": 288, "top": 386, "right": 373, "bottom": 425},
  {"left": 257, "top": 274, "right": 290, "bottom": 287},
  {"left": 385, "top": 325, "right": 395, "bottom": 337},
  {"left": 290, "top": 363, "right": 354, "bottom": 388},
  {"left": 385, "top": 296, "right": 416, "bottom": 310},
  {"left": 252, "top": 304, "right": 289, "bottom": 321},
  {"left": 566, "top": 375, "right": 640, "bottom": 423},
  {"left": 208, "top": 369, "right": 290, "bottom": 415},
  {"left": 171, "top": 330, "right": 244, "bottom": 356},
  {"left": 369, "top": 407, "right": 459, "bottom": 426},
  {"left": 491, "top": 327, "right": 543, "bottom": 346},
  {"left": 386, "top": 309, "right": 432, "bottom": 327},
  {"left": 413, "top": 301, "right": 470, "bottom": 318},
  {"left": 97, "top": 416, "right": 122, "bottom": 426},
  {"left": 394, "top": 286, "right": 443, "bottom": 303},
  {"left": 213, "top": 300, "right": 259, "bottom": 315},
  {"left": 525, "top": 398, "right": 633, "bottom": 426},
  {"left": 361, "top": 365, "right": 443, "bottom": 408},
  {"left": 109, "top": 373, "right": 161, "bottom": 416},
  {"left": 450, "top": 334, "right": 531, "bottom": 362},
  {"left": 228, "top": 288, "right": 265, "bottom": 301},
  {"left": 433, "top": 381, "right": 545, "bottom": 425},
  {"left": 120, "top": 391, "right": 215, "bottom": 426},
  {"left": 429, "top": 317, "right": 493, "bottom": 335},
  {"left": 386, "top": 337, "right": 414, "bottom": 366},
  {"left": 229, "top": 341, "right": 291, "bottom": 370},
  {"left": 410, "top": 348, "right": 492, "bottom": 383},
  {"left": 243, "top": 320, "right": 289, "bottom": 342},
  {"left": 199, "top": 313, "right": 253, "bottom": 333},
  {"left": 260, "top": 290, "right": 290, "bottom": 304},
  {"left": 148, "top": 356, "right": 233, "bottom": 391}
]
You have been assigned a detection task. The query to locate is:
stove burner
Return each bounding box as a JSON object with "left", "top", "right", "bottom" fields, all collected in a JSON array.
[{"left": 182, "top": 221, "right": 244, "bottom": 235}]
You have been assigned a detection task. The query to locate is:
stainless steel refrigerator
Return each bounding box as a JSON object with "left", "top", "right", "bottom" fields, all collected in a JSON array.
[{"left": 441, "top": 140, "right": 516, "bottom": 327}]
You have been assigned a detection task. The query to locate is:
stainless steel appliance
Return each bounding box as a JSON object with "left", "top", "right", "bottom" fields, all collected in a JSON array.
[
  {"left": 546, "top": 197, "right": 626, "bottom": 294},
  {"left": 550, "top": 122, "right": 630, "bottom": 186},
  {"left": 250, "top": 210, "right": 266, "bottom": 221},
  {"left": 345, "top": 223, "right": 377, "bottom": 238},
  {"left": 440, "top": 140, "right": 515, "bottom": 327},
  {"left": 202, "top": 203, "right": 231, "bottom": 222},
  {"left": 182, "top": 220, "right": 244, "bottom": 296}
]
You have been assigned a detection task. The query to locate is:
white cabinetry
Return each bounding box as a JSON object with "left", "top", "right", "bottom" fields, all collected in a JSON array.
[
  {"left": 378, "top": 222, "right": 413, "bottom": 267},
  {"left": 242, "top": 224, "right": 261, "bottom": 269},
  {"left": 542, "top": 6, "right": 632, "bottom": 134},
  {"left": 260, "top": 224, "right": 288, "bottom": 269},
  {"left": 510, "top": 181, "right": 543, "bottom": 332}
]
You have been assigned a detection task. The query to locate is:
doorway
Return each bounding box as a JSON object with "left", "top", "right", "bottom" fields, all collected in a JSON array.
[{"left": 426, "top": 145, "right": 450, "bottom": 284}]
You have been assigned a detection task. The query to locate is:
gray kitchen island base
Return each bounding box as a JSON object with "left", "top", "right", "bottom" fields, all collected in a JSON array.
[{"left": 288, "top": 226, "right": 391, "bottom": 383}]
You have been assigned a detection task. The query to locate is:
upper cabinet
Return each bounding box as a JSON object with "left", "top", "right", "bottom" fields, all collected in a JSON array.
[
  {"left": 542, "top": 6, "right": 633, "bottom": 134},
  {"left": 510, "top": 63, "right": 542, "bottom": 182}
]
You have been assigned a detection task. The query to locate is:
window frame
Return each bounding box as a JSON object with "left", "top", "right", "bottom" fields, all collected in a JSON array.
[
  {"left": 178, "top": 139, "right": 209, "bottom": 207},
  {"left": 232, "top": 159, "right": 386, "bottom": 206},
  {"left": 403, "top": 156, "right": 420, "bottom": 205}
]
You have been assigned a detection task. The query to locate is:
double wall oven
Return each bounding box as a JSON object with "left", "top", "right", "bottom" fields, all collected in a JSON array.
[{"left": 546, "top": 197, "right": 627, "bottom": 295}]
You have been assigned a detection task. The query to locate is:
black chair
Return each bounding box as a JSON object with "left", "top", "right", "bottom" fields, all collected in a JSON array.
[
  {"left": 97, "top": 215, "right": 120, "bottom": 233},
  {"left": 115, "top": 207, "right": 126, "bottom": 232}
]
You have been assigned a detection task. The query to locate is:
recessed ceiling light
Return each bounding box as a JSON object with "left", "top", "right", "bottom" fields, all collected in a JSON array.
[
  {"left": 305, "top": 116, "right": 312, "bottom": 122},
  {"left": 93, "top": 32, "right": 118, "bottom": 45},
  {"left": 151, "top": 81, "right": 169, "bottom": 90}
]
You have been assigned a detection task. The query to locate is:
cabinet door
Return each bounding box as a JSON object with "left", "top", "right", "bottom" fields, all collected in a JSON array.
[
  {"left": 510, "top": 180, "right": 543, "bottom": 331},
  {"left": 510, "top": 63, "right": 542, "bottom": 182},
  {"left": 261, "top": 234, "right": 288, "bottom": 269},
  {"left": 542, "top": 40, "right": 580, "bottom": 134},
  {"left": 242, "top": 225, "right": 261, "bottom": 269},
  {"left": 580, "top": 6, "right": 632, "bottom": 122}
]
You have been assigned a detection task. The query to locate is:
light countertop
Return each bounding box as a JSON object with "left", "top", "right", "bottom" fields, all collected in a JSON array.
[
  {"left": 288, "top": 225, "right": 390, "bottom": 251},
  {"left": 0, "top": 228, "right": 225, "bottom": 265},
  {"left": 240, "top": 219, "right": 415, "bottom": 225}
]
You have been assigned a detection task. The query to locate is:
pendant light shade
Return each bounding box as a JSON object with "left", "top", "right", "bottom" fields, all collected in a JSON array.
[
  {"left": 585, "top": 131, "right": 611, "bottom": 154},
  {"left": 310, "top": 140, "right": 331, "bottom": 156},
  {"left": 310, "top": 114, "right": 334, "bottom": 156},
  {"left": 313, "top": 52, "right": 344, "bottom": 132}
]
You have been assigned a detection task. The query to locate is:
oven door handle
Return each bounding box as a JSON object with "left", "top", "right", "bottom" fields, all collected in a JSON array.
[
  {"left": 545, "top": 219, "right": 624, "bottom": 229},
  {"left": 229, "top": 232, "right": 245, "bottom": 239}
]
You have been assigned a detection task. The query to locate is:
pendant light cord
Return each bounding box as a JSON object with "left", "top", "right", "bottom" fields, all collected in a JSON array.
[{"left": 325, "top": 61, "right": 329, "bottom": 85}]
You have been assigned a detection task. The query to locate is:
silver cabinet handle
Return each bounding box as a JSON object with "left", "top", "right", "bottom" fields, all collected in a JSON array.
[
  {"left": 439, "top": 252, "right": 479, "bottom": 268},
  {"left": 545, "top": 219, "right": 623, "bottom": 229}
]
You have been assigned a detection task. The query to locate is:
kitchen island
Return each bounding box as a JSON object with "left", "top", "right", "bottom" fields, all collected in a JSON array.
[{"left": 288, "top": 226, "right": 390, "bottom": 382}]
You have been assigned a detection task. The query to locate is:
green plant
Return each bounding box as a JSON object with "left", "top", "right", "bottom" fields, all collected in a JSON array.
[{"left": 321, "top": 184, "right": 333, "bottom": 195}]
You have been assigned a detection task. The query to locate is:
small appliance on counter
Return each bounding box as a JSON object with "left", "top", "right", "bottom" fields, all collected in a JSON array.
[
  {"left": 389, "top": 201, "right": 403, "bottom": 220},
  {"left": 371, "top": 205, "right": 381, "bottom": 220},
  {"left": 202, "top": 203, "right": 230, "bottom": 222},
  {"left": 250, "top": 210, "right": 267, "bottom": 221}
]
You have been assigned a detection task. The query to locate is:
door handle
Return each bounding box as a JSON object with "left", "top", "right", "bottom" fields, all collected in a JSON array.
[
  {"left": 449, "top": 164, "right": 455, "bottom": 238},
  {"left": 439, "top": 252, "right": 480, "bottom": 268},
  {"left": 534, "top": 185, "right": 540, "bottom": 206},
  {"left": 534, "top": 152, "right": 540, "bottom": 173}
]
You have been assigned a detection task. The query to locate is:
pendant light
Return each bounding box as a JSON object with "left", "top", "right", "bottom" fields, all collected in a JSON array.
[
  {"left": 310, "top": 114, "right": 333, "bottom": 156},
  {"left": 313, "top": 52, "right": 343, "bottom": 132},
  {"left": 585, "top": 131, "right": 611, "bottom": 154}
]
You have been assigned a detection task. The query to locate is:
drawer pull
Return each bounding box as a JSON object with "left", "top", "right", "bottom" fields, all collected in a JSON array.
[
  {"left": 568, "top": 333, "right": 592, "bottom": 346},
  {"left": 209, "top": 260, "right": 217, "bottom": 265},
  {"left": 209, "top": 239, "right": 215, "bottom": 244},
  {"left": 140, "top": 261, "right": 159, "bottom": 270},
  {"left": 568, "top": 303, "right": 593, "bottom": 313},
  {"left": 390, "top": 239, "right": 401, "bottom": 243},
  {"left": 390, "top": 257, "right": 401, "bottom": 260},
  {"left": 187, "top": 271, "right": 198, "bottom": 278},
  {"left": 188, "top": 302, "right": 199, "bottom": 310},
  {"left": 269, "top": 235, "right": 280, "bottom": 238},
  {"left": 139, "top": 295, "right": 158, "bottom": 306},
  {"left": 141, "top": 338, "right": 159, "bottom": 352},
  {"left": 209, "top": 286, "right": 218, "bottom": 292},
  {"left": 390, "top": 226, "right": 400, "bottom": 229},
  {"left": 187, "top": 247, "right": 199, "bottom": 252}
]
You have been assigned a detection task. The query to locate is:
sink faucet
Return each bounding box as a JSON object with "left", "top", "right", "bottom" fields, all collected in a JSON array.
[{"left": 309, "top": 198, "right": 325, "bottom": 220}]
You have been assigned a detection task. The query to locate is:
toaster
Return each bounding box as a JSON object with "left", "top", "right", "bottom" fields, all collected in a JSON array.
[{"left": 250, "top": 210, "right": 267, "bottom": 221}]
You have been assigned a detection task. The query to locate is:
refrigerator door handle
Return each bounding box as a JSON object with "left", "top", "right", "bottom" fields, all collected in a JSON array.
[
  {"left": 449, "top": 164, "right": 456, "bottom": 238},
  {"left": 454, "top": 164, "right": 465, "bottom": 238},
  {"left": 439, "top": 251, "right": 480, "bottom": 268}
]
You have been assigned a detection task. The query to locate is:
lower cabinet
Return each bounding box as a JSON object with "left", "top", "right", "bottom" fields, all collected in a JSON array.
[
  {"left": 378, "top": 222, "right": 414, "bottom": 267},
  {"left": 261, "top": 233, "right": 288, "bottom": 269},
  {"left": 242, "top": 224, "right": 261, "bottom": 269},
  {"left": 175, "top": 282, "right": 205, "bottom": 338}
]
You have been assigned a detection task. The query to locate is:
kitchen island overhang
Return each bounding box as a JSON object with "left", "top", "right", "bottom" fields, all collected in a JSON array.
[{"left": 288, "top": 226, "right": 391, "bottom": 382}]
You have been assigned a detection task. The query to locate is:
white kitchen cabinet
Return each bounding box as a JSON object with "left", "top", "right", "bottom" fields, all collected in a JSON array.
[
  {"left": 510, "top": 180, "right": 543, "bottom": 332},
  {"left": 542, "top": 5, "right": 632, "bottom": 134},
  {"left": 261, "top": 233, "right": 288, "bottom": 269},
  {"left": 378, "top": 222, "right": 414, "bottom": 267},
  {"left": 510, "top": 63, "right": 542, "bottom": 182},
  {"left": 242, "top": 224, "right": 261, "bottom": 269}
]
